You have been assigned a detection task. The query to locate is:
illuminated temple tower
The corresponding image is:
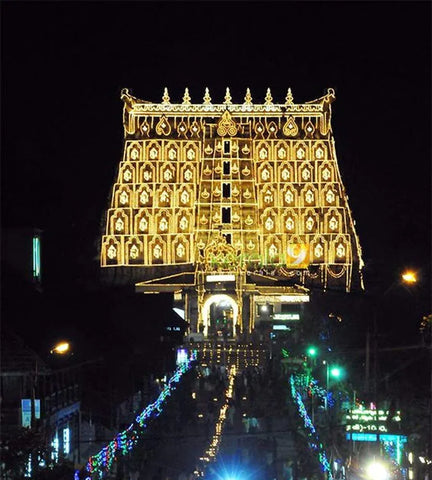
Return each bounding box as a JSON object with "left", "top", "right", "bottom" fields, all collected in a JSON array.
[{"left": 101, "top": 87, "right": 363, "bottom": 337}]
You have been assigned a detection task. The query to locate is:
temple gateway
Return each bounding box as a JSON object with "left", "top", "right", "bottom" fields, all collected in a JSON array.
[{"left": 100, "top": 87, "right": 363, "bottom": 339}]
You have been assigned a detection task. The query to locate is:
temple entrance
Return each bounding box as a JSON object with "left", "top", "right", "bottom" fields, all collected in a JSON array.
[{"left": 202, "top": 294, "right": 238, "bottom": 339}]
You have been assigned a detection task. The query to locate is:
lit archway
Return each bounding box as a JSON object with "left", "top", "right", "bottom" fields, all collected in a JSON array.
[{"left": 202, "top": 294, "right": 238, "bottom": 338}]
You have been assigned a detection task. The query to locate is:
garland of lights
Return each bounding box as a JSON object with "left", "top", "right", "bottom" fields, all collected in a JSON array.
[
  {"left": 197, "top": 364, "right": 236, "bottom": 476},
  {"left": 290, "top": 375, "right": 333, "bottom": 480},
  {"left": 78, "top": 352, "right": 197, "bottom": 480}
]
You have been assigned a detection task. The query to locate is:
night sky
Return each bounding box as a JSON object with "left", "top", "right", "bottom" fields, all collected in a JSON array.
[{"left": 1, "top": 2, "right": 431, "bottom": 351}]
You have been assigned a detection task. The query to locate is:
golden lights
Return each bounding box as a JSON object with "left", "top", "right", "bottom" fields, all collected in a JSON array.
[{"left": 101, "top": 87, "right": 363, "bottom": 292}]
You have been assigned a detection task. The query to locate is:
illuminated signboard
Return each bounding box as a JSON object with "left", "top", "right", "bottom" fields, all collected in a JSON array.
[
  {"left": 345, "top": 408, "right": 401, "bottom": 434},
  {"left": 272, "top": 325, "right": 290, "bottom": 331},
  {"left": 273, "top": 313, "right": 300, "bottom": 321},
  {"left": 21, "top": 399, "right": 40, "bottom": 427}
]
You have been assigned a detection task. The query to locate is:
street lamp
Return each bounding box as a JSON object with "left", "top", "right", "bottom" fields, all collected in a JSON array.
[
  {"left": 50, "top": 341, "right": 71, "bottom": 355},
  {"left": 401, "top": 270, "right": 417, "bottom": 284},
  {"left": 324, "top": 361, "right": 344, "bottom": 409}
]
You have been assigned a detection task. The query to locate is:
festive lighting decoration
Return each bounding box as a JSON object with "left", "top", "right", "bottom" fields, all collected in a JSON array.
[
  {"left": 198, "top": 364, "right": 236, "bottom": 472},
  {"left": 102, "top": 88, "right": 364, "bottom": 337},
  {"left": 290, "top": 374, "right": 333, "bottom": 479},
  {"left": 345, "top": 407, "right": 401, "bottom": 434},
  {"left": 79, "top": 351, "right": 196, "bottom": 480}
]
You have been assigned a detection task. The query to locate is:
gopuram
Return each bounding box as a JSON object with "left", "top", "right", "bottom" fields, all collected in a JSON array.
[{"left": 100, "top": 87, "right": 363, "bottom": 339}]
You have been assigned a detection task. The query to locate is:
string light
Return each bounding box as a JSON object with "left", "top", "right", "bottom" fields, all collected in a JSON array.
[
  {"left": 79, "top": 351, "right": 196, "bottom": 479},
  {"left": 290, "top": 374, "right": 333, "bottom": 479}
]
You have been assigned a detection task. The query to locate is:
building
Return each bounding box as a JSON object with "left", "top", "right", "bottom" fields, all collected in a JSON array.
[{"left": 100, "top": 87, "right": 363, "bottom": 338}]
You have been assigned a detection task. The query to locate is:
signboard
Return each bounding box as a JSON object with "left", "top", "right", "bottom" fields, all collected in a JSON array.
[
  {"left": 273, "top": 313, "right": 300, "bottom": 321},
  {"left": 345, "top": 408, "right": 401, "bottom": 434},
  {"left": 272, "top": 325, "right": 290, "bottom": 331},
  {"left": 21, "top": 399, "right": 40, "bottom": 427}
]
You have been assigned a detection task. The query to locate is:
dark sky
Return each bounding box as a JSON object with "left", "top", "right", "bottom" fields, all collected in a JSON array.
[{"left": 1, "top": 1, "right": 431, "bottom": 300}]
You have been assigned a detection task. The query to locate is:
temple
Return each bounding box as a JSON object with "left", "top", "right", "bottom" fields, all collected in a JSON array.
[{"left": 100, "top": 87, "right": 364, "bottom": 338}]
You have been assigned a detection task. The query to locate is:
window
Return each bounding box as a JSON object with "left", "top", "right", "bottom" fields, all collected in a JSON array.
[
  {"left": 224, "top": 140, "right": 231, "bottom": 154},
  {"left": 222, "top": 207, "right": 231, "bottom": 223},
  {"left": 222, "top": 183, "right": 231, "bottom": 198},
  {"left": 224, "top": 233, "right": 232, "bottom": 244},
  {"left": 223, "top": 161, "right": 230, "bottom": 175}
]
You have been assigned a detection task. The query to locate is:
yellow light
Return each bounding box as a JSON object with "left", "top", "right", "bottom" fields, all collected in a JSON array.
[
  {"left": 402, "top": 271, "right": 417, "bottom": 284},
  {"left": 50, "top": 341, "right": 70, "bottom": 355}
]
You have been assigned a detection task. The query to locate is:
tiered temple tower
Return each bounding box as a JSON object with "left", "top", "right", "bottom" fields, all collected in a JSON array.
[{"left": 100, "top": 87, "right": 363, "bottom": 338}]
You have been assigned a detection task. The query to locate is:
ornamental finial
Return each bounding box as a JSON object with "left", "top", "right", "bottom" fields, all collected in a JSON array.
[
  {"left": 265, "top": 88, "right": 273, "bottom": 105},
  {"left": 203, "top": 87, "right": 212, "bottom": 105},
  {"left": 285, "top": 88, "right": 294, "bottom": 106},
  {"left": 224, "top": 87, "right": 232, "bottom": 105},
  {"left": 244, "top": 88, "right": 253, "bottom": 105},
  {"left": 182, "top": 88, "right": 191, "bottom": 105},
  {"left": 162, "top": 87, "right": 170, "bottom": 105}
]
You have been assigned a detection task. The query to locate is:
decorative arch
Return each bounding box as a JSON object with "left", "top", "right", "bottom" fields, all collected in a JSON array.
[
  {"left": 183, "top": 142, "right": 199, "bottom": 161},
  {"left": 109, "top": 209, "right": 130, "bottom": 235},
  {"left": 154, "top": 209, "right": 172, "bottom": 235},
  {"left": 126, "top": 141, "right": 142, "bottom": 162},
  {"left": 293, "top": 141, "right": 308, "bottom": 161},
  {"left": 331, "top": 234, "right": 351, "bottom": 264},
  {"left": 277, "top": 162, "right": 294, "bottom": 183},
  {"left": 255, "top": 141, "right": 271, "bottom": 161},
  {"left": 164, "top": 141, "right": 179, "bottom": 161},
  {"left": 324, "top": 208, "right": 344, "bottom": 234},
  {"left": 302, "top": 208, "right": 320, "bottom": 234},
  {"left": 282, "top": 208, "right": 299, "bottom": 235},
  {"left": 280, "top": 184, "right": 298, "bottom": 207},
  {"left": 261, "top": 208, "right": 277, "bottom": 233},
  {"left": 134, "top": 209, "right": 151, "bottom": 234},
  {"left": 321, "top": 183, "right": 339, "bottom": 207},
  {"left": 146, "top": 141, "right": 161, "bottom": 161},
  {"left": 318, "top": 162, "right": 335, "bottom": 183},
  {"left": 300, "top": 183, "right": 318, "bottom": 207},
  {"left": 264, "top": 235, "right": 282, "bottom": 264},
  {"left": 160, "top": 163, "right": 177, "bottom": 183},
  {"left": 114, "top": 184, "right": 133, "bottom": 208},
  {"left": 125, "top": 236, "right": 144, "bottom": 264},
  {"left": 261, "top": 185, "right": 276, "bottom": 207},
  {"left": 312, "top": 141, "right": 328, "bottom": 161},
  {"left": 139, "top": 162, "right": 156, "bottom": 183},
  {"left": 310, "top": 235, "right": 328, "bottom": 264},
  {"left": 149, "top": 235, "right": 167, "bottom": 264},
  {"left": 172, "top": 235, "right": 190, "bottom": 263},
  {"left": 119, "top": 162, "right": 136, "bottom": 184},
  {"left": 101, "top": 236, "right": 123, "bottom": 266},
  {"left": 136, "top": 184, "right": 153, "bottom": 207},
  {"left": 155, "top": 185, "right": 173, "bottom": 208},
  {"left": 202, "top": 294, "right": 239, "bottom": 338},
  {"left": 298, "top": 161, "right": 315, "bottom": 183},
  {"left": 180, "top": 162, "right": 196, "bottom": 183},
  {"left": 275, "top": 141, "right": 290, "bottom": 161},
  {"left": 257, "top": 161, "right": 274, "bottom": 183}
]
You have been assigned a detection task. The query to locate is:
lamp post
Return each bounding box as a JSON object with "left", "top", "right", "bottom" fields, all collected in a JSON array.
[{"left": 324, "top": 361, "right": 343, "bottom": 410}]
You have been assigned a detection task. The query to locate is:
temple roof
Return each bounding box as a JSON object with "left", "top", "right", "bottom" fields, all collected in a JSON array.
[{"left": 120, "top": 87, "right": 336, "bottom": 115}]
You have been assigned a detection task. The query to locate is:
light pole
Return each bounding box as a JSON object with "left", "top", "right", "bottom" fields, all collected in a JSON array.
[{"left": 324, "top": 361, "right": 343, "bottom": 410}]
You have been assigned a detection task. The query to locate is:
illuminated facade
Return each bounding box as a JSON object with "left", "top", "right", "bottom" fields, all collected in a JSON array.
[{"left": 101, "top": 87, "right": 363, "bottom": 337}]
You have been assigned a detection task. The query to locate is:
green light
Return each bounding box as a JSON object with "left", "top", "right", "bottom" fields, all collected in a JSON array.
[
  {"left": 330, "top": 367, "right": 342, "bottom": 378},
  {"left": 32, "top": 236, "right": 41, "bottom": 280},
  {"left": 307, "top": 347, "right": 317, "bottom": 357}
]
